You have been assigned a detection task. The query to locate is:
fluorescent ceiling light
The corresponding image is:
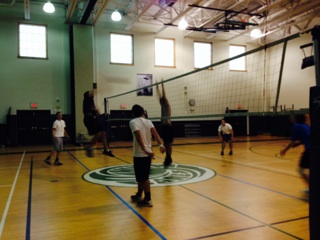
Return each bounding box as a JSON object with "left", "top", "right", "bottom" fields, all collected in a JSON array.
[
  {"left": 251, "top": 29, "right": 262, "bottom": 38},
  {"left": 111, "top": 9, "right": 122, "bottom": 21},
  {"left": 43, "top": 1, "right": 55, "bottom": 13},
  {"left": 178, "top": 18, "right": 188, "bottom": 30}
]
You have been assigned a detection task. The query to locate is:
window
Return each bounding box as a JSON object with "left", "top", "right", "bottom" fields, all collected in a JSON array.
[
  {"left": 194, "top": 41, "right": 212, "bottom": 69},
  {"left": 18, "top": 23, "right": 47, "bottom": 59},
  {"left": 110, "top": 33, "right": 133, "bottom": 64},
  {"left": 155, "top": 38, "right": 175, "bottom": 67},
  {"left": 229, "top": 45, "right": 246, "bottom": 71}
]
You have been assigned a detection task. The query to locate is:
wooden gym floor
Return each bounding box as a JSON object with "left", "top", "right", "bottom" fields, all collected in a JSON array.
[{"left": 0, "top": 135, "right": 309, "bottom": 240}]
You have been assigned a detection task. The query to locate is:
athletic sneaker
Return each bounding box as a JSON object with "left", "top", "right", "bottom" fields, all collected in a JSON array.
[
  {"left": 137, "top": 199, "right": 153, "bottom": 207},
  {"left": 85, "top": 148, "right": 94, "bottom": 157},
  {"left": 302, "top": 189, "right": 309, "bottom": 201},
  {"left": 221, "top": 151, "right": 224, "bottom": 156},
  {"left": 131, "top": 194, "right": 143, "bottom": 203},
  {"left": 229, "top": 151, "right": 233, "bottom": 155},
  {"left": 103, "top": 150, "right": 115, "bottom": 157},
  {"left": 44, "top": 159, "right": 51, "bottom": 165},
  {"left": 163, "top": 156, "right": 172, "bottom": 168},
  {"left": 54, "top": 161, "right": 63, "bottom": 166},
  {"left": 302, "top": 189, "right": 309, "bottom": 194},
  {"left": 164, "top": 163, "right": 172, "bottom": 168}
]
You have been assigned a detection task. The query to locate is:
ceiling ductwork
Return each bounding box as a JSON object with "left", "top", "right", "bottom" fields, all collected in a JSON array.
[{"left": 2, "top": 0, "right": 318, "bottom": 42}]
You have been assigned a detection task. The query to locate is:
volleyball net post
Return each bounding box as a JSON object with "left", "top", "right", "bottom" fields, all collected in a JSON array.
[{"left": 309, "top": 25, "right": 320, "bottom": 240}]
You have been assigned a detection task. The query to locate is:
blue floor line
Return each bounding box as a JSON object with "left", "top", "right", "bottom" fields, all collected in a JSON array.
[
  {"left": 106, "top": 186, "right": 166, "bottom": 240},
  {"left": 67, "top": 151, "right": 166, "bottom": 240}
]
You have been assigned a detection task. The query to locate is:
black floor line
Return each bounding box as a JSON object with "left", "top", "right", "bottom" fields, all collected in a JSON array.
[
  {"left": 182, "top": 185, "right": 304, "bottom": 240},
  {"left": 25, "top": 156, "right": 33, "bottom": 240}
]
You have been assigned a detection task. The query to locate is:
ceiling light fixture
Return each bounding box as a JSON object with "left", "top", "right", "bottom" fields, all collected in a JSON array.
[
  {"left": 250, "top": 29, "right": 262, "bottom": 38},
  {"left": 43, "top": 1, "right": 55, "bottom": 13},
  {"left": 178, "top": 18, "right": 188, "bottom": 30},
  {"left": 111, "top": 8, "right": 121, "bottom": 21}
]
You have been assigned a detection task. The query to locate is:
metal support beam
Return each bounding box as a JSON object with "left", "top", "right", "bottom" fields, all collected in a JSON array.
[
  {"left": 66, "top": 0, "right": 78, "bottom": 23},
  {"left": 24, "top": 0, "right": 30, "bottom": 20},
  {"left": 80, "top": 0, "right": 97, "bottom": 24},
  {"left": 125, "top": 0, "right": 157, "bottom": 31},
  {"left": 310, "top": 25, "right": 320, "bottom": 240},
  {"left": 312, "top": 26, "right": 320, "bottom": 86},
  {"left": 274, "top": 40, "right": 287, "bottom": 113},
  {"left": 92, "top": 0, "right": 111, "bottom": 25}
]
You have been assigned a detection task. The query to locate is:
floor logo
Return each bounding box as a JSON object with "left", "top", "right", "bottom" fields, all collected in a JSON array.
[{"left": 82, "top": 163, "right": 216, "bottom": 187}]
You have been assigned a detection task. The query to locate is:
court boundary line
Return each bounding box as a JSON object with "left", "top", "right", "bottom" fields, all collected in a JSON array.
[
  {"left": 218, "top": 174, "right": 306, "bottom": 201},
  {"left": 173, "top": 148, "right": 301, "bottom": 179},
  {"left": 187, "top": 225, "right": 265, "bottom": 240},
  {"left": 0, "top": 151, "right": 25, "bottom": 238},
  {"left": 181, "top": 185, "right": 304, "bottom": 240},
  {"left": 68, "top": 147, "right": 304, "bottom": 240},
  {"left": 172, "top": 148, "right": 306, "bottom": 200},
  {"left": 66, "top": 150, "right": 167, "bottom": 240},
  {"left": 67, "top": 146, "right": 305, "bottom": 240},
  {"left": 25, "top": 157, "right": 33, "bottom": 240},
  {"left": 0, "top": 137, "right": 289, "bottom": 155}
]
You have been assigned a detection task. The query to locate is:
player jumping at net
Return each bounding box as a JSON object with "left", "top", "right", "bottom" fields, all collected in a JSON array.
[
  {"left": 156, "top": 80, "right": 174, "bottom": 168},
  {"left": 218, "top": 119, "right": 234, "bottom": 156},
  {"left": 83, "top": 89, "right": 115, "bottom": 158}
]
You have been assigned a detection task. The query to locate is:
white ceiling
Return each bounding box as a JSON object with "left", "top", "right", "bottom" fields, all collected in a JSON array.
[
  {"left": 2, "top": 0, "right": 320, "bottom": 43},
  {"left": 68, "top": 0, "right": 320, "bottom": 43}
]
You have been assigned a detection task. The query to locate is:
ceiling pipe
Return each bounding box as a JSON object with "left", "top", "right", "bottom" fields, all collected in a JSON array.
[
  {"left": 227, "top": 0, "right": 320, "bottom": 41},
  {"left": 247, "top": 13, "right": 319, "bottom": 44},
  {"left": 0, "top": 0, "right": 15, "bottom": 6},
  {"left": 92, "top": 0, "right": 111, "bottom": 25},
  {"left": 124, "top": 0, "right": 158, "bottom": 31},
  {"left": 65, "top": 0, "right": 78, "bottom": 23},
  {"left": 184, "top": 0, "right": 247, "bottom": 37},
  {"left": 24, "top": 0, "right": 30, "bottom": 19},
  {"left": 80, "top": 0, "right": 97, "bottom": 24},
  {"left": 155, "top": 0, "right": 204, "bottom": 34}
]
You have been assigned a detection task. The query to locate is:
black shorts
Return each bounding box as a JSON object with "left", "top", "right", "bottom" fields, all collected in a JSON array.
[
  {"left": 83, "top": 115, "right": 104, "bottom": 136},
  {"left": 299, "top": 149, "right": 310, "bottom": 169},
  {"left": 133, "top": 157, "right": 152, "bottom": 182},
  {"left": 222, "top": 134, "right": 232, "bottom": 142},
  {"left": 162, "top": 124, "right": 174, "bottom": 144}
]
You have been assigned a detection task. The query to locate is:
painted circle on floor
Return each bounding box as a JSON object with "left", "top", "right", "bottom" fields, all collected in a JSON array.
[{"left": 82, "top": 163, "right": 216, "bottom": 187}]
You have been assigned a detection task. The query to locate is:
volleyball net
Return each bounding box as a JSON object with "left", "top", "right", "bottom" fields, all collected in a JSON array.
[{"left": 105, "top": 34, "right": 307, "bottom": 122}]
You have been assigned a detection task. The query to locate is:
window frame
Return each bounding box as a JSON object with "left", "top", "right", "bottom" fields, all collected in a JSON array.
[
  {"left": 18, "top": 22, "right": 48, "bottom": 59},
  {"left": 110, "top": 32, "right": 134, "bottom": 65},
  {"left": 229, "top": 44, "right": 246, "bottom": 71},
  {"left": 154, "top": 37, "right": 176, "bottom": 68},
  {"left": 193, "top": 41, "right": 212, "bottom": 69}
]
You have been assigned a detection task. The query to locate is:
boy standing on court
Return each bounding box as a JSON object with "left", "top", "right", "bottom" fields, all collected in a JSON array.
[
  {"left": 218, "top": 119, "right": 234, "bottom": 155},
  {"left": 130, "top": 104, "right": 165, "bottom": 207},
  {"left": 44, "top": 112, "right": 70, "bottom": 166}
]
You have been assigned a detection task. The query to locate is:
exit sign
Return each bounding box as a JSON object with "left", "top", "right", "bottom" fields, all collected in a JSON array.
[{"left": 30, "top": 103, "right": 37, "bottom": 109}]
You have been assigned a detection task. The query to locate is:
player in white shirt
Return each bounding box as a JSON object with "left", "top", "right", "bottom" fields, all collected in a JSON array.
[
  {"left": 218, "top": 119, "right": 234, "bottom": 156},
  {"left": 44, "top": 112, "right": 70, "bottom": 166},
  {"left": 129, "top": 104, "right": 165, "bottom": 207}
]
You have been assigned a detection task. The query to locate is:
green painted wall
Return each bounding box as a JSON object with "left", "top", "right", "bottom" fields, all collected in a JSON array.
[
  {"left": 0, "top": 4, "right": 71, "bottom": 124},
  {"left": 73, "top": 24, "right": 95, "bottom": 137}
]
